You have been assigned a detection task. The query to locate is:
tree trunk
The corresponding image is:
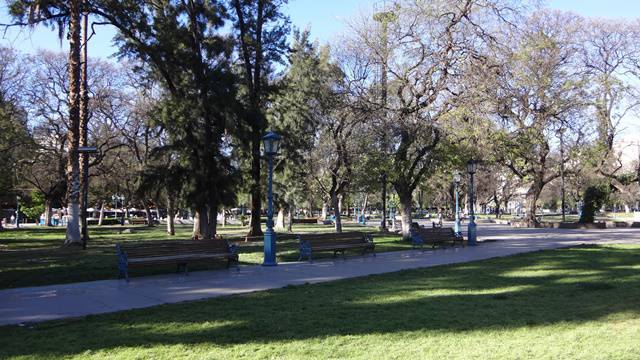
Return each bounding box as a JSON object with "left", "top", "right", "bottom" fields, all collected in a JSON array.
[
  {"left": 98, "top": 202, "right": 105, "bottom": 226},
  {"left": 144, "top": 203, "right": 154, "bottom": 227},
  {"left": 493, "top": 191, "right": 501, "bottom": 219},
  {"left": 398, "top": 190, "right": 413, "bottom": 241},
  {"left": 166, "top": 195, "right": 175, "bottom": 236},
  {"left": 332, "top": 192, "right": 342, "bottom": 233},
  {"left": 380, "top": 172, "right": 387, "bottom": 230},
  {"left": 361, "top": 194, "right": 368, "bottom": 217},
  {"left": 275, "top": 208, "right": 285, "bottom": 230},
  {"left": 248, "top": 135, "right": 263, "bottom": 237},
  {"left": 503, "top": 197, "right": 510, "bottom": 217},
  {"left": 524, "top": 185, "right": 542, "bottom": 226},
  {"left": 64, "top": 0, "right": 82, "bottom": 246},
  {"left": 44, "top": 200, "right": 52, "bottom": 227},
  {"left": 196, "top": 207, "right": 209, "bottom": 239},
  {"left": 207, "top": 202, "right": 217, "bottom": 239},
  {"left": 78, "top": 6, "right": 89, "bottom": 247},
  {"left": 321, "top": 202, "right": 327, "bottom": 220},
  {"left": 287, "top": 204, "right": 293, "bottom": 232},
  {"left": 192, "top": 211, "right": 200, "bottom": 239}
]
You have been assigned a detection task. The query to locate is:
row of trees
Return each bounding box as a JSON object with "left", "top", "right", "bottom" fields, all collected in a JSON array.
[{"left": 2, "top": 0, "right": 640, "bottom": 242}]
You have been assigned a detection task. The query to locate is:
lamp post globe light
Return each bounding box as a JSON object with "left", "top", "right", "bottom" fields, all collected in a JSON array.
[
  {"left": 466, "top": 160, "right": 478, "bottom": 246},
  {"left": 453, "top": 171, "right": 461, "bottom": 234},
  {"left": 262, "top": 130, "right": 282, "bottom": 266}
]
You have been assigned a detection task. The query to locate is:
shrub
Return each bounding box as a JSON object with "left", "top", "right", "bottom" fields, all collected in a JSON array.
[{"left": 579, "top": 185, "right": 609, "bottom": 223}]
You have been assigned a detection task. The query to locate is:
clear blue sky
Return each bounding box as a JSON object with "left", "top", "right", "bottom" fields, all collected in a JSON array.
[{"left": 2, "top": 0, "right": 639, "bottom": 59}]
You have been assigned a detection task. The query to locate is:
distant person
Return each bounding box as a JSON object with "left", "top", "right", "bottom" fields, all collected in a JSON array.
[{"left": 10, "top": 215, "right": 15, "bottom": 225}]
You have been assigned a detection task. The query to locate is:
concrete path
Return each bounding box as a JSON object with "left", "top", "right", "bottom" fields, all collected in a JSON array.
[{"left": 1, "top": 224, "right": 640, "bottom": 326}]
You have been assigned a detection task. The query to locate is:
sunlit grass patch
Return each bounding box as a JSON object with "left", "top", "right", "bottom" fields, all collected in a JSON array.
[{"left": 1, "top": 245, "right": 640, "bottom": 359}]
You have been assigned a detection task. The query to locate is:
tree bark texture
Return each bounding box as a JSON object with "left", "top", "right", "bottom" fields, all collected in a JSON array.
[
  {"left": 332, "top": 192, "right": 342, "bottom": 233},
  {"left": 275, "top": 208, "right": 285, "bottom": 230},
  {"left": 98, "top": 203, "right": 105, "bottom": 226},
  {"left": 64, "top": 0, "right": 82, "bottom": 246},
  {"left": 166, "top": 195, "right": 175, "bottom": 235},
  {"left": 398, "top": 190, "right": 413, "bottom": 241}
]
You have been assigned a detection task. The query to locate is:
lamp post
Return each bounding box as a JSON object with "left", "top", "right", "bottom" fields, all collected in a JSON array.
[
  {"left": 262, "top": 131, "right": 282, "bottom": 266},
  {"left": 558, "top": 126, "right": 566, "bottom": 222},
  {"left": 78, "top": 146, "right": 98, "bottom": 249},
  {"left": 467, "top": 160, "right": 478, "bottom": 246},
  {"left": 453, "top": 171, "right": 461, "bottom": 234},
  {"left": 15, "top": 195, "right": 20, "bottom": 229}
]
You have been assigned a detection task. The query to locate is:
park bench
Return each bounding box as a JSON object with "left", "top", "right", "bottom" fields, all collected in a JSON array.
[
  {"left": 297, "top": 232, "right": 375, "bottom": 262},
  {"left": 115, "top": 239, "right": 238, "bottom": 281},
  {"left": 128, "top": 218, "right": 147, "bottom": 225},
  {"left": 411, "top": 227, "right": 464, "bottom": 250}
]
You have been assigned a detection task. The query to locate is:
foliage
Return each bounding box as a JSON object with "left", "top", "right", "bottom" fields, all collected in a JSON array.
[
  {"left": 20, "top": 191, "right": 46, "bottom": 221},
  {"left": 579, "top": 185, "right": 610, "bottom": 223},
  {"left": 229, "top": 0, "right": 291, "bottom": 236},
  {"left": 0, "top": 47, "right": 33, "bottom": 202}
]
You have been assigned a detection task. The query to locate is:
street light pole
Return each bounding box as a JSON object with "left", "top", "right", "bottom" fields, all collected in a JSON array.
[
  {"left": 262, "top": 131, "right": 282, "bottom": 266},
  {"left": 453, "top": 171, "right": 461, "bottom": 234},
  {"left": 467, "top": 160, "right": 478, "bottom": 246},
  {"left": 78, "top": 146, "right": 98, "bottom": 249},
  {"left": 558, "top": 127, "right": 566, "bottom": 222},
  {"left": 15, "top": 195, "right": 20, "bottom": 229}
]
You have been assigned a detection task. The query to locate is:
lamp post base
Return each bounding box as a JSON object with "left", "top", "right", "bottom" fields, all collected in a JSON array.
[
  {"left": 262, "top": 228, "right": 277, "bottom": 266},
  {"left": 467, "top": 218, "right": 477, "bottom": 246}
]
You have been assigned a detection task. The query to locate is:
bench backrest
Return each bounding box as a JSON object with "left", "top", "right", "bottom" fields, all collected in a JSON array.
[
  {"left": 118, "top": 240, "right": 232, "bottom": 258},
  {"left": 413, "top": 227, "right": 456, "bottom": 239},
  {"left": 223, "top": 233, "right": 299, "bottom": 243},
  {"left": 298, "top": 232, "right": 370, "bottom": 247}
]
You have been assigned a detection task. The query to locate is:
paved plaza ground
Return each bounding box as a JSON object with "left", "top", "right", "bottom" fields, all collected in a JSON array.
[{"left": 2, "top": 222, "right": 640, "bottom": 326}]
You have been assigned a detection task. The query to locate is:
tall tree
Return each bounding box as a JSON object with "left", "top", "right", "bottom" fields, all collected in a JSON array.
[
  {"left": 481, "top": 10, "right": 588, "bottom": 225},
  {"left": 346, "top": 0, "right": 513, "bottom": 239},
  {"left": 580, "top": 19, "right": 640, "bottom": 188},
  {"left": 95, "top": 0, "right": 239, "bottom": 239},
  {"left": 0, "top": 47, "right": 32, "bottom": 209},
  {"left": 270, "top": 29, "right": 332, "bottom": 230},
  {"left": 230, "top": 0, "right": 289, "bottom": 236},
  {"left": 6, "top": 0, "right": 84, "bottom": 244}
]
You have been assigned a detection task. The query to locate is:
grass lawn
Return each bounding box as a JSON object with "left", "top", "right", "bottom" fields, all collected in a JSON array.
[
  {"left": 0, "top": 223, "right": 408, "bottom": 289},
  {"left": 1, "top": 244, "right": 640, "bottom": 359}
]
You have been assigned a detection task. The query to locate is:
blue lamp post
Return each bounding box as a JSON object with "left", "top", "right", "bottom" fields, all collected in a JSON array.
[
  {"left": 467, "top": 160, "right": 478, "bottom": 246},
  {"left": 262, "top": 130, "right": 282, "bottom": 266},
  {"left": 453, "top": 171, "right": 461, "bottom": 234}
]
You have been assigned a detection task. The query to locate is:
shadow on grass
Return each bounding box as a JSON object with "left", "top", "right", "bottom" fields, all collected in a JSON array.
[{"left": 1, "top": 245, "right": 640, "bottom": 358}]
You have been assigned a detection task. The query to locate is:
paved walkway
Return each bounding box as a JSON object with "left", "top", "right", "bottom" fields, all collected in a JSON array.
[{"left": 2, "top": 224, "right": 640, "bottom": 326}]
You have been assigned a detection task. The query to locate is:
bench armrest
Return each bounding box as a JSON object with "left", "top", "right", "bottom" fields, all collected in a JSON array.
[
  {"left": 364, "top": 233, "right": 374, "bottom": 244},
  {"left": 115, "top": 243, "right": 128, "bottom": 276},
  {"left": 299, "top": 239, "right": 312, "bottom": 259},
  {"left": 228, "top": 243, "right": 238, "bottom": 256},
  {"left": 410, "top": 230, "right": 424, "bottom": 246}
]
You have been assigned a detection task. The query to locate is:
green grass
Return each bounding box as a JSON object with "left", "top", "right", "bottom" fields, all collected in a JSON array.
[
  {"left": 1, "top": 245, "right": 640, "bottom": 359},
  {"left": 0, "top": 223, "right": 408, "bottom": 289}
]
